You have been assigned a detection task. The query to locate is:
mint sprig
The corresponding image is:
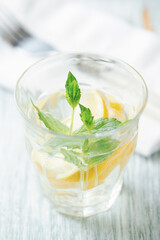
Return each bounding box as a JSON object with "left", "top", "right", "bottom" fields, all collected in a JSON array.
[{"left": 32, "top": 71, "right": 130, "bottom": 170}]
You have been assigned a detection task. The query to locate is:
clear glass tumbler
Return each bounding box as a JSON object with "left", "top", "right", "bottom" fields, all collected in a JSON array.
[{"left": 15, "top": 53, "right": 147, "bottom": 217}]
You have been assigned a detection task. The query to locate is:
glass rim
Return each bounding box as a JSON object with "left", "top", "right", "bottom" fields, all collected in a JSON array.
[{"left": 15, "top": 52, "right": 148, "bottom": 139}]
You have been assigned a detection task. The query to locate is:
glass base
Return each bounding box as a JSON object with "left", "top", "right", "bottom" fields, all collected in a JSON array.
[{"left": 40, "top": 177, "right": 123, "bottom": 217}]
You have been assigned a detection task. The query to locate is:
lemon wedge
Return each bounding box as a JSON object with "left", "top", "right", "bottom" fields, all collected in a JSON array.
[
  {"left": 32, "top": 149, "right": 79, "bottom": 179},
  {"left": 105, "top": 94, "right": 125, "bottom": 122}
]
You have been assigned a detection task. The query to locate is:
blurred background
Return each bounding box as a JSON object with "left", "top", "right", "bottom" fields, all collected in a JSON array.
[{"left": 0, "top": 0, "right": 160, "bottom": 239}]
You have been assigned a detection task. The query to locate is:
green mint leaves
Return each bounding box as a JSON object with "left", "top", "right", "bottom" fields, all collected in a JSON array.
[
  {"left": 32, "top": 71, "right": 125, "bottom": 136},
  {"left": 65, "top": 71, "right": 81, "bottom": 109},
  {"left": 79, "top": 104, "right": 94, "bottom": 134},
  {"left": 74, "top": 118, "right": 122, "bottom": 135},
  {"left": 31, "top": 71, "right": 129, "bottom": 170},
  {"left": 82, "top": 137, "right": 119, "bottom": 168},
  {"left": 31, "top": 100, "right": 69, "bottom": 134}
]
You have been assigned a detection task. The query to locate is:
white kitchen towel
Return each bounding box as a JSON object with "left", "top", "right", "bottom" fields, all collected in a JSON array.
[{"left": 0, "top": 0, "right": 160, "bottom": 156}]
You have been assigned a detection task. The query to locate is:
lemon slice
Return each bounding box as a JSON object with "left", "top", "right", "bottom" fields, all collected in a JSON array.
[
  {"left": 105, "top": 94, "right": 125, "bottom": 122},
  {"left": 32, "top": 149, "right": 79, "bottom": 180},
  {"left": 79, "top": 89, "right": 107, "bottom": 118}
]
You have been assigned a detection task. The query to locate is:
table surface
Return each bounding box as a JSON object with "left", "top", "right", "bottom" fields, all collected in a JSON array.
[
  {"left": 0, "top": 0, "right": 160, "bottom": 238},
  {"left": 0, "top": 87, "right": 160, "bottom": 240}
]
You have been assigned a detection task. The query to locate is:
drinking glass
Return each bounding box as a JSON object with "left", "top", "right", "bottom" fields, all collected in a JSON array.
[{"left": 15, "top": 53, "right": 147, "bottom": 217}]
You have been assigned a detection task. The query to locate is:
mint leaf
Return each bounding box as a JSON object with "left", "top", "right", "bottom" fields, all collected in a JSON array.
[
  {"left": 60, "top": 148, "right": 86, "bottom": 169},
  {"left": 44, "top": 136, "right": 119, "bottom": 170},
  {"left": 65, "top": 71, "right": 81, "bottom": 109},
  {"left": 82, "top": 137, "right": 119, "bottom": 168},
  {"left": 79, "top": 104, "right": 94, "bottom": 133},
  {"left": 92, "top": 118, "right": 121, "bottom": 132},
  {"left": 44, "top": 136, "right": 86, "bottom": 169},
  {"left": 74, "top": 118, "right": 122, "bottom": 135},
  {"left": 45, "top": 136, "right": 84, "bottom": 150},
  {"left": 83, "top": 137, "right": 117, "bottom": 154},
  {"left": 31, "top": 100, "right": 69, "bottom": 134}
]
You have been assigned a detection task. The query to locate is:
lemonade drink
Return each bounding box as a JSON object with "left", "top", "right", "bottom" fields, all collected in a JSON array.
[{"left": 16, "top": 54, "right": 147, "bottom": 217}]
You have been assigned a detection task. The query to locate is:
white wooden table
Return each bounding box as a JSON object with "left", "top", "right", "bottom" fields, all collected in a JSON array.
[{"left": 0, "top": 87, "right": 160, "bottom": 240}]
